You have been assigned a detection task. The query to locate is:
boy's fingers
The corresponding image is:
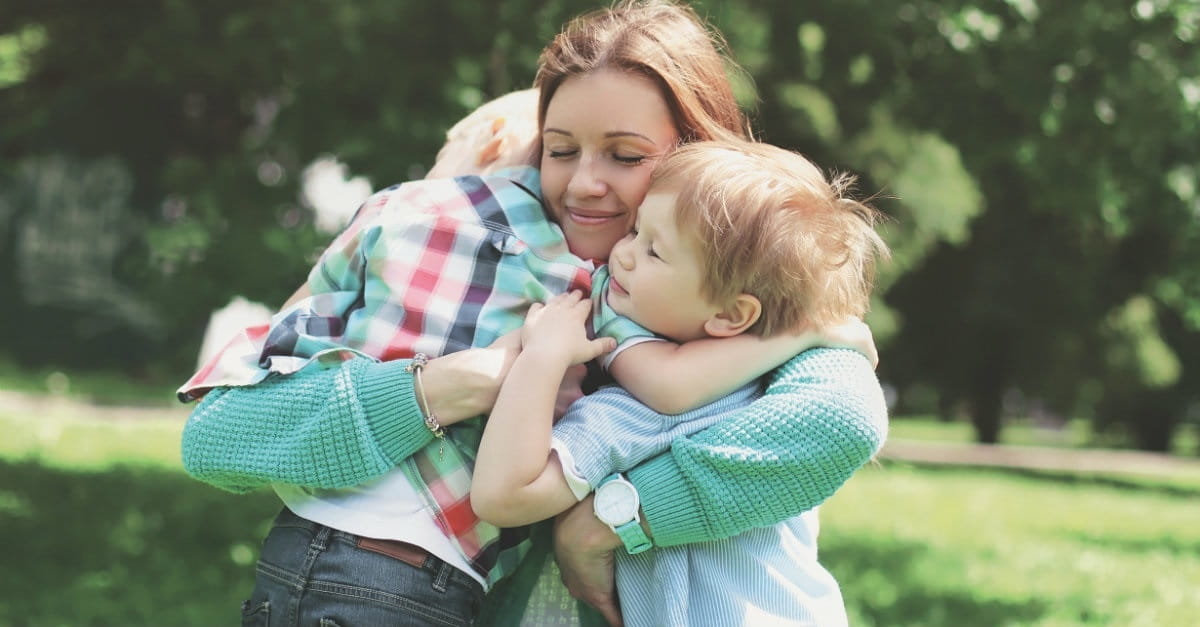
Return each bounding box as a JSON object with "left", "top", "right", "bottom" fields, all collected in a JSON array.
[
  {"left": 592, "top": 337, "right": 617, "bottom": 356},
  {"left": 550, "top": 291, "right": 576, "bottom": 306}
]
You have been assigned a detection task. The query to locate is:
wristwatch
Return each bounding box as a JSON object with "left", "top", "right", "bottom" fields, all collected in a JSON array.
[{"left": 593, "top": 473, "right": 653, "bottom": 554}]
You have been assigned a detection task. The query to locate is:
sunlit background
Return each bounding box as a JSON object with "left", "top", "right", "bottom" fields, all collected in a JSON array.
[{"left": 1, "top": 1, "right": 1198, "bottom": 625}]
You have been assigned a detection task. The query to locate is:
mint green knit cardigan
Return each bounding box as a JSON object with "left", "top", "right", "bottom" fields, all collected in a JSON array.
[{"left": 181, "top": 347, "right": 887, "bottom": 548}]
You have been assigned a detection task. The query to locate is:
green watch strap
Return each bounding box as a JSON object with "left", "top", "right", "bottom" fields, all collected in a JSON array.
[{"left": 614, "top": 518, "right": 653, "bottom": 554}]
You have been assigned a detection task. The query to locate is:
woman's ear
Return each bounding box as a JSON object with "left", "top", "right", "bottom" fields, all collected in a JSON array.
[{"left": 703, "top": 294, "right": 761, "bottom": 338}]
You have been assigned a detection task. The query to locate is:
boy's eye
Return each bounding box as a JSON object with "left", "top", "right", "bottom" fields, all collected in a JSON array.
[
  {"left": 647, "top": 245, "right": 660, "bottom": 259},
  {"left": 614, "top": 153, "right": 646, "bottom": 165}
]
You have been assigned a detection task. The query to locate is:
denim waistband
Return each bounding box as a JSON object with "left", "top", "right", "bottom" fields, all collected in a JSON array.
[{"left": 272, "top": 507, "right": 481, "bottom": 591}]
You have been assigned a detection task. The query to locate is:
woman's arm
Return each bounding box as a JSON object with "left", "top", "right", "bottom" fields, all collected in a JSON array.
[
  {"left": 554, "top": 348, "right": 887, "bottom": 609},
  {"left": 182, "top": 338, "right": 521, "bottom": 493},
  {"left": 632, "top": 348, "right": 887, "bottom": 545}
]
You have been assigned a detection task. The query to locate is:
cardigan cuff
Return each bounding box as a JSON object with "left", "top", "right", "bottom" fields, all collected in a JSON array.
[
  {"left": 356, "top": 359, "right": 431, "bottom": 463},
  {"left": 627, "top": 453, "right": 711, "bottom": 548}
]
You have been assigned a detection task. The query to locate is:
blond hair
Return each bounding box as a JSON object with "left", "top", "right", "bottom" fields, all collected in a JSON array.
[
  {"left": 535, "top": 0, "right": 750, "bottom": 144},
  {"left": 652, "top": 140, "right": 890, "bottom": 336}
]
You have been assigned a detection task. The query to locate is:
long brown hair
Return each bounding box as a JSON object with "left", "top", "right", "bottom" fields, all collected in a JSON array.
[{"left": 535, "top": 0, "right": 751, "bottom": 145}]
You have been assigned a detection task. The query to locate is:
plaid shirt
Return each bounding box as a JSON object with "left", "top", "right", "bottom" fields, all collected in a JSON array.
[{"left": 178, "top": 167, "right": 655, "bottom": 585}]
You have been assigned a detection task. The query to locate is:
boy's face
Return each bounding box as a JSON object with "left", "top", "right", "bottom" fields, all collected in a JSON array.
[{"left": 605, "top": 191, "right": 721, "bottom": 343}]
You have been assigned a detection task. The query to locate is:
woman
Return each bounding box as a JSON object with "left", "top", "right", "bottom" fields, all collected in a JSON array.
[{"left": 180, "top": 2, "right": 884, "bottom": 625}]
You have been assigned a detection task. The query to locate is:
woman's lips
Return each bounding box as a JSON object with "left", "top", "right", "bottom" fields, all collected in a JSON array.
[{"left": 566, "top": 207, "right": 623, "bottom": 226}]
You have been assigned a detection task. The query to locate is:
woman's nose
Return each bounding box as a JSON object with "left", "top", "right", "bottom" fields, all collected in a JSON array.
[{"left": 566, "top": 155, "right": 606, "bottom": 198}]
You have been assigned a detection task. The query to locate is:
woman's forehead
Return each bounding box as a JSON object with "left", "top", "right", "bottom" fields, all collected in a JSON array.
[{"left": 543, "top": 69, "right": 678, "bottom": 145}]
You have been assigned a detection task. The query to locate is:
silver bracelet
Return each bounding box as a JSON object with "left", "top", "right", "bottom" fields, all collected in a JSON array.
[{"left": 406, "top": 353, "right": 447, "bottom": 442}]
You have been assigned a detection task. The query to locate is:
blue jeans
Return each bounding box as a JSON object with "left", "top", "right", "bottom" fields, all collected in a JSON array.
[{"left": 240, "top": 508, "right": 485, "bottom": 626}]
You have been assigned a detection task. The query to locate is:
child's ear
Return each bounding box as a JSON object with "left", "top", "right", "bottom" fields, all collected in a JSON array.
[
  {"left": 703, "top": 294, "right": 761, "bottom": 338},
  {"left": 475, "top": 118, "right": 508, "bottom": 167}
]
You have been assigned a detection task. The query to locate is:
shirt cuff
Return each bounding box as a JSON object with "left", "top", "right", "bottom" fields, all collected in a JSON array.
[
  {"left": 601, "top": 336, "right": 666, "bottom": 370},
  {"left": 356, "top": 358, "right": 432, "bottom": 464},
  {"left": 626, "top": 452, "right": 710, "bottom": 548},
  {"left": 550, "top": 437, "right": 592, "bottom": 501}
]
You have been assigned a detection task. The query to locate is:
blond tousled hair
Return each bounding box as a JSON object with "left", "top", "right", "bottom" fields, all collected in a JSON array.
[
  {"left": 534, "top": 0, "right": 750, "bottom": 145},
  {"left": 652, "top": 140, "right": 890, "bottom": 336}
]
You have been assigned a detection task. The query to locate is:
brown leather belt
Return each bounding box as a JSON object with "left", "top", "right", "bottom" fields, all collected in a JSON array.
[{"left": 356, "top": 536, "right": 432, "bottom": 569}]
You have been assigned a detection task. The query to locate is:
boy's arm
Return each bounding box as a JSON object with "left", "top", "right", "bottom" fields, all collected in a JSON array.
[
  {"left": 470, "top": 349, "right": 582, "bottom": 527},
  {"left": 471, "top": 292, "right": 615, "bottom": 527},
  {"left": 610, "top": 317, "right": 877, "bottom": 415}
]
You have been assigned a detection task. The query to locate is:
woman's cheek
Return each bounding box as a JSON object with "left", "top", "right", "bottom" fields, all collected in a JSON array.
[
  {"left": 624, "top": 170, "right": 656, "bottom": 212},
  {"left": 539, "top": 164, "right": 568, "bottom": 212}
]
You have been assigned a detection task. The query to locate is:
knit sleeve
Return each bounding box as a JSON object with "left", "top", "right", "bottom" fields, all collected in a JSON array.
[
  {"left": 180, "top": 356, "right": 433, "bottom": 493},
  {"left": 627, "top": 348, "right": 888, "bottom": 547}
]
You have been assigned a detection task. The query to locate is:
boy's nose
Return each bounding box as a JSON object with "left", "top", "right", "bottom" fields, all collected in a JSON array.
[{"left": 612, "top": 235, "right": 635, "bottom": 269}]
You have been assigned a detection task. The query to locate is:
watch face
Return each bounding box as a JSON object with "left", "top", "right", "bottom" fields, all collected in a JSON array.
[{"left": 595, "top": 480, "right": 638, "bottom": 525}]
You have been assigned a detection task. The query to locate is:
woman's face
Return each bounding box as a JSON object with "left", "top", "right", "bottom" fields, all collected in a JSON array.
[{"left": 540, "top": 69, "right": 679, "bottom": 262}]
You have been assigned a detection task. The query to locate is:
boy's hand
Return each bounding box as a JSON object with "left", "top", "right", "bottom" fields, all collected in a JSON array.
[
  {"left": 521, "top": 291, "right": 615, "bottom": 366},
  {"left": 814, "top": 316, "right": 878, "bottom": 368}
]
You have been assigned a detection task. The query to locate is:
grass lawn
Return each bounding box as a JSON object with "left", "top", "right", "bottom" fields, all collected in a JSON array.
[
  {"left": 2, "top": 409, "right": 1198, "bottom": 626},
  {"left": 822, "top": 463, "right": 1200, "bottom": 627}
]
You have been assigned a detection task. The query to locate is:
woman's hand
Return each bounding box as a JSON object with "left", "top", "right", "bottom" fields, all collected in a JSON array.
[
  {"left": 554, "top": 496, "right": 624, "bottom": 626},
  {"left": 417, "top": 315, "right": 596, "bottom": 426},
  {"left": 418, "top": 331, "right": 521, "bottom": 426}
]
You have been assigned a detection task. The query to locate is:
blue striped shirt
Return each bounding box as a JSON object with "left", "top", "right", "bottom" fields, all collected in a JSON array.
[{"left": 553, "top": 381, "right": 850, "bottom": 626}]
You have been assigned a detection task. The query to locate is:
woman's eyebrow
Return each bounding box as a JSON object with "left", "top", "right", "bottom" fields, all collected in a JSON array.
[
  {"left": 604, "top": 131, "right": 654, "bottom": 142},
  {"left": 542, "top": 128, "right": 656, "bottom": 143}
]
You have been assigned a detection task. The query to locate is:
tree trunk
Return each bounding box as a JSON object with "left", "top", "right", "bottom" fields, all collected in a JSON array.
[
  {"left": 968, "top": 375, "right": 1005, "bottom": 444},
  {"left": 969, "top": 394, "right": 1002, "bottom": 444},
  {"left": 1129, "top": 393, "right": 1178, "bottom": 453}
]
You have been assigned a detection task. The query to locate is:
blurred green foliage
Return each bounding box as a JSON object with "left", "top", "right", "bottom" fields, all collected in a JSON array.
[{"left": 0, "top": 0, "right": 1197, "bottom": 450}]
